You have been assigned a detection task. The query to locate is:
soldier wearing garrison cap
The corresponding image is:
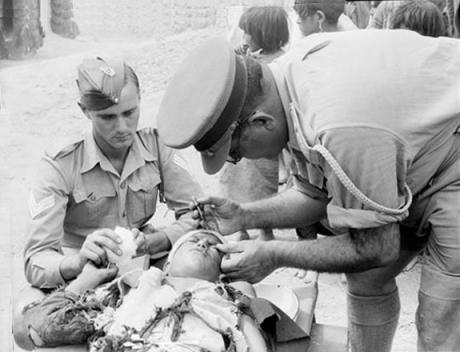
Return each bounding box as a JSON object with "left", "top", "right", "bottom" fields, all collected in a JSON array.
[
  {"left": 14, "top": 57, "right": 203, "bottom": 350},
  {"left": 158, "top": 31, "right": 460, "bottom": 352}
]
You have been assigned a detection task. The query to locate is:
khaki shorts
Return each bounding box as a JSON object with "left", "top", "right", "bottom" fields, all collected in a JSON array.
[{"left": 402, "top": 158, "right": 460, "bottom": 299}]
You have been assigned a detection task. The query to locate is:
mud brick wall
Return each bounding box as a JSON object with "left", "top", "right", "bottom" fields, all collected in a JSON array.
[
  {"left": 0, "top": 0, "right": 44, "bottom": 59},
  {"left": 164, "top": 0, "right": 292, "bottom": 33},
  {"left": 73, "top": 0, "right": 294, "bottom": 40},
  {"left": 50, "top": 0, "right": 79, "bottom": 39}
]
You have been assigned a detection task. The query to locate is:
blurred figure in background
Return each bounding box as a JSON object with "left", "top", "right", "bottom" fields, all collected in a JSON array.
[
  {"left": 391, "top": 0, "right": 446, "bottom": 37},
  {"left": 370, "top": 1, "right": 403, "bottom": 29},
  {"left": 345, "top": 1, "right": 372, "bottom": 28},
  {"left": 293, "top": 0, "right": 353, "bottom": 35},
  {"left": 220, "top": 6, "right": 290, "bottom": 241},
  {"left": 446, "top": 0, "right": 460, "bottom": 36}
]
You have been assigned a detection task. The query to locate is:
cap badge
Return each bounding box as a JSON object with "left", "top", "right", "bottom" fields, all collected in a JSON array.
[{"left": 100, "top": 66, "right": 116, "bottom": 77}]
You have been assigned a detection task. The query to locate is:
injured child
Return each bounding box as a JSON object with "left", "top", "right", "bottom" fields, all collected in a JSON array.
[{"left": 22, "top": 230, "right": 304, "bottom": 352}]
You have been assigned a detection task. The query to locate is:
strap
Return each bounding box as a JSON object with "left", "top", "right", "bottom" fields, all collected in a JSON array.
[
  {"left": 313, "top": 144, "right": 412, "bottom": 215},
  {"left": 288, "top": 103, "right": 412, "bottom": 216},
  {"left": 153, "top": 129, "right": 166, "bottom": 203}
]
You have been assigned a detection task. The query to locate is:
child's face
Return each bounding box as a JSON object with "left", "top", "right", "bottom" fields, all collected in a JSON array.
[
  {"left": 243, "top": 32, "right": 261, "bottom": 52},
  {"left": 167, "top": 232, "right": 224, "bottom": 282}
]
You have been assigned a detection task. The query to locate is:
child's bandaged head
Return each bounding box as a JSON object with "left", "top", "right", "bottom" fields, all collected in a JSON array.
[
  {"left": 106, "top": 226, "right": 138, "bottom": 265},
  {"left": 165, "top": 230, "right": 226, "bottom": 266},
  {"left": 163, "top": 230, "right": 226, "bottom": 281}
]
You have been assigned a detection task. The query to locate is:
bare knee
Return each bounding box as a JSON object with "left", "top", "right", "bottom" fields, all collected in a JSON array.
[{"left": 12, "top": 286, "right": 46, "bottom": 350}]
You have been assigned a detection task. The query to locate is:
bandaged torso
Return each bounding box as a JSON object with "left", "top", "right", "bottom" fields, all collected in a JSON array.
[{"left": 91, "top": 268, "right": 249, "bottom": 352}]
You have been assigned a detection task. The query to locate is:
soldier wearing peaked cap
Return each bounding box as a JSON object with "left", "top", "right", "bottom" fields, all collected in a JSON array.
[
  {"left": 14, "top": 57, "right": 203, "bottom": 350},
  {"left": 157, "top": 31, "right": 460, "bottom": 352}
]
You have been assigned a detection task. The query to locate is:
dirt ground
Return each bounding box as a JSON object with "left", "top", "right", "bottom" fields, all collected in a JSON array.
[{"left": 1, "top": 1, "right": 421, "bottom": 351}]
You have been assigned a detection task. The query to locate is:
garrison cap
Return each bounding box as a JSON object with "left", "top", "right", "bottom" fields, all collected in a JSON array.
[
  {"left": 157, "top": 37, "right": 247, "bottom": 174},
  {"left": 77, "top": 57, "right": 125, "bottom": 111}
]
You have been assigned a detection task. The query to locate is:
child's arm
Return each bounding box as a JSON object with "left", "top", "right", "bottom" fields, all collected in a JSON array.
[{"left": 66, "top": 262, "right": 118, "bottom": 295}]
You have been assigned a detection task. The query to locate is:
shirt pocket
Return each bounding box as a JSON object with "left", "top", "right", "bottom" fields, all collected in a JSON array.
[
  {"left": 69, "top": 183, "right": 117, "bottom": 229},
  {"left": 127, "top": 170, "right": 161, "bottom": 226}
]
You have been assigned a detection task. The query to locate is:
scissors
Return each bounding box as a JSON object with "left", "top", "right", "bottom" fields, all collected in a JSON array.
[
  {"left": 174, "top": 197, "right": 205, "bottom": 222},
  {"left": 174, "top": 198, "right": 218, "bottom": 231}
]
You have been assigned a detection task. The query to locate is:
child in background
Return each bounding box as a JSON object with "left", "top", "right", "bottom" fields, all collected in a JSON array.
[
  {"left": 237, "top": 6, "right": 290, "bottom": 62},
  {"left": 391, "top": 0, "right": 446, "bottom": 37}
]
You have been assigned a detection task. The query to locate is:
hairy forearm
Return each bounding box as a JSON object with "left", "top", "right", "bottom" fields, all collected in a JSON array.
[
  {"left": 268, "top": 223, "right": 400, "bottom": 273},
  {"left": 241, "top": 188, "right": 328, "bottom": 230}
]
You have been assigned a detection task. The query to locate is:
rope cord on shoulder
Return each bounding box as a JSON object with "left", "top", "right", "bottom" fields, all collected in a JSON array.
[{"left": 312, "top": 144, "right": 413, "bottom": 215}]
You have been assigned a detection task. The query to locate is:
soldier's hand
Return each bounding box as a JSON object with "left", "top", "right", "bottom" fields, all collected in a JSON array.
[
  {"left": 195, "top": 196, "right": 245, "bottom": 234},
  {"left": 131, "top": 228, "right": 146, "bottom": 256},
  {"left": 80, "top": 228, "right": 122, "bottom": 266},
  {"left": 217, "top": 240, "right": 277, "bottom": 283}
]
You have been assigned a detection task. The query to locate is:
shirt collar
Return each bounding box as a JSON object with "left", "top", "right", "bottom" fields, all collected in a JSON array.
[{"left": 80, "top": 131, "right": 156, "bottom": 175}]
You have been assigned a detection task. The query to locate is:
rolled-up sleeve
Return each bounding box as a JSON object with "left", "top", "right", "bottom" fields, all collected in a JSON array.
[
  {"left": 157, "top": 144, "right": 204, "bottom": 244},
  {"left": 24, "top": 157, "right": 70, "bottom": 288},
  {"left": 319, "top": 128, "right": 409, "bottom": 232},
  {"left": 292, "top": 174, "right": 329, "bottom": 200}
]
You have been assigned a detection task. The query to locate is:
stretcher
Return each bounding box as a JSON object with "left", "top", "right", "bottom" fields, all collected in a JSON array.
[{"left": 30, "top": 268, "right": 347, "bottom": 352}]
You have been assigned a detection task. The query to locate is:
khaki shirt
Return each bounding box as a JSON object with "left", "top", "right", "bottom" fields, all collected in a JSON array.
[
  {"left": 269, "top": 30, "right": 460, "bottom": 232},
  {"left": 24, "top": 128, "right": 203, "bottom": 288}
]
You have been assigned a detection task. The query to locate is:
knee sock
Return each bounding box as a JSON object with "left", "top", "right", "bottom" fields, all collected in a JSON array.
[{"left": 347, "top": 288, "right": 401, "bottom": 352}]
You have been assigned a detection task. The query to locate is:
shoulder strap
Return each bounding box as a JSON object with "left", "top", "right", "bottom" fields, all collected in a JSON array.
[
  {"left": 153, "top": 129, "right": 166, "bottom": 203},
  {"left": 138, "top": 129, "right": 166, "bottom": 204}
]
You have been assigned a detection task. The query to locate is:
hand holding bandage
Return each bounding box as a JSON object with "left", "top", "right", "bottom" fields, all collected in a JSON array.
[
  {"left": 106, "top": 227, "right": 138, "bottom": 265},
  {"left": 79, "top": 228, "right": 123, "bottom": 266},
  {"left": 79, "top": 227, "right": 141, "bottom": 267}
]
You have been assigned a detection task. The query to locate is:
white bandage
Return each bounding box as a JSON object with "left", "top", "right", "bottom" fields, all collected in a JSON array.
[
  {"left": 106, "top": 226, "right": 138, "bottom": 265},
  {"left": 165, "top": 230, "right": 226, "bottom": 265}
]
